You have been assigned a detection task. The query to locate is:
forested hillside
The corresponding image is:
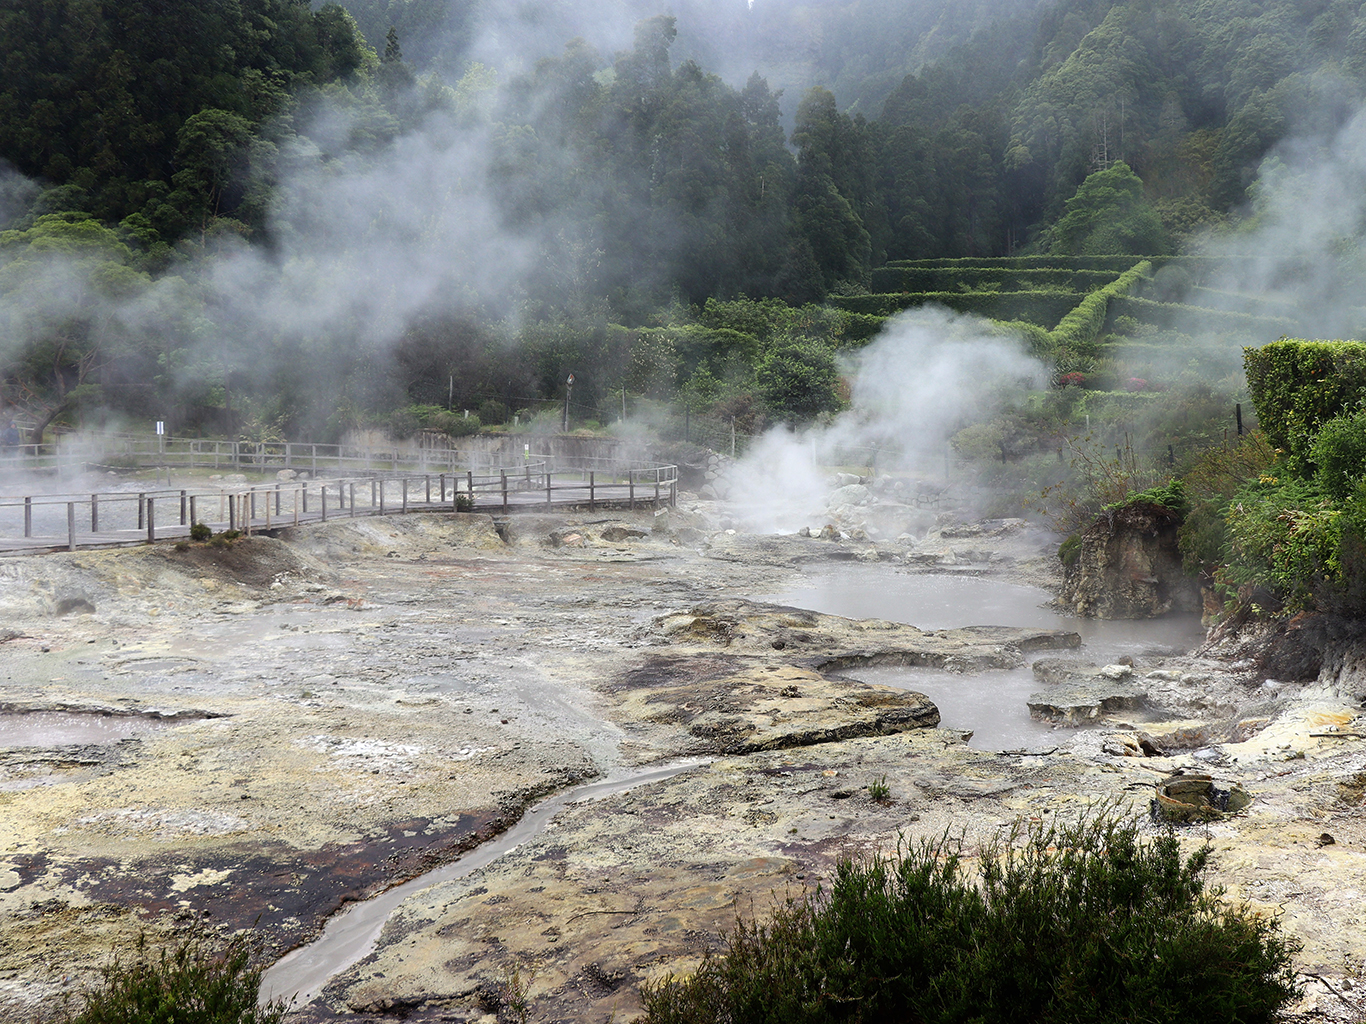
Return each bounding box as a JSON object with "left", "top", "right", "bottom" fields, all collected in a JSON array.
[{"left": 1, "top": 0, "right": 1365, "bottom": 445}]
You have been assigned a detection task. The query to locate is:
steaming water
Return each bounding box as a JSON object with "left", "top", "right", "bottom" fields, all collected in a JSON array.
[
  {"left": 758, "top": 564, "right": 1207, "bottom": 751},
  {"left": 0, "top": 711, "right": 183, "bottom": 747},
  {"left": 259, "top": 759, "right": 707, "bottom": 1010}
]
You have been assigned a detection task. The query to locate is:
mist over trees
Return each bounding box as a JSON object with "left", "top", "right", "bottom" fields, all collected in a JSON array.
[{"left": 3, "top": 0, "right": 1366, "bottom": 439}]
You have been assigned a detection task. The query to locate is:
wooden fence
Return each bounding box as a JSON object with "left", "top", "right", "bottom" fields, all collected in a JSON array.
[{"left": 0, "top": 455, "right": 678, "bottom": 554}]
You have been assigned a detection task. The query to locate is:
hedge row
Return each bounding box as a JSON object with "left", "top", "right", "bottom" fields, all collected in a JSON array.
[
  {"left": 1245, "top": 339, "right": 1366, "bottom": 471},
  {"left": 1108, "top": 296, "right": 1296, "bottom": 338},
  {"left": 882, "top": 255, "right": 1266, "bottom": 281},
  {"left": 828, "top": 289, "right": 1083, "bottom": 326},
  {"left": 1048, "top": 261, "right": 1152, "bottom": 352},
  {"left": 869, "top": 266, "right": 1120, "bottom": 294}
]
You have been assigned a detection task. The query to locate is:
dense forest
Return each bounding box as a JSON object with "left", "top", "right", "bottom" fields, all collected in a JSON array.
[{"left": 1, "top": 0, "right": 1365, "bottom": 443}]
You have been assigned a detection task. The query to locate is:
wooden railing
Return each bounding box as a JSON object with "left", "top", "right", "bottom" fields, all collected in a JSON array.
[{"left": 0, "top": 454, "right": 678, "bottom": 554}]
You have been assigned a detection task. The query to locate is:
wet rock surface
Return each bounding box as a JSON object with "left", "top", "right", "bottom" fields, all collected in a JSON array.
[
  {"left": 0, "top": 504, "right": 1362, "bottom": 1023},
  {"left": 1057, "top": 501, "right": 1200, "bottom": 619}
]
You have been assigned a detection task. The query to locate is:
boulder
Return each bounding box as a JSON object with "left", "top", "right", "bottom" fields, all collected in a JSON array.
[
  {"left": 828, "top": 484, "right": 871, "bottom": 507},
  {"left": 1057, "top": 502, "right": 1199, "bottom": 618}
]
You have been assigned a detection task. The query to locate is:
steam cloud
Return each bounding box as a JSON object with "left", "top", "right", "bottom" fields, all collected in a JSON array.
[{"left": 726, "top": 307, "right": 1047, "bottom": 533}]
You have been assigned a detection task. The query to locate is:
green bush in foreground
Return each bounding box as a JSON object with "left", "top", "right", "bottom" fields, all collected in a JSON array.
[
  {"left": 61, "top": 933, "right": 287, "bottom": 1024},
  {"left": 643, "top": 812, "right": 1298, "bottom": 1024}
]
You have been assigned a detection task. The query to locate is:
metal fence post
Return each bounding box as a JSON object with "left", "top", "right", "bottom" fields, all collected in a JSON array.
[
  {"left": 439, "top": 474, "right": 446, "bottom": 504},
  {"left": 589, "top": 471, "right": 595, "bottom": 511},
  {"left": 321, "top": 486, "right": 327, "bottom": 522},
  {"left": 401, "top": 478, "right": 408, "bottom": 513},
  {"left": 67, "top": 502, "right": 76, "bottom": 551},
  {"left": 146, "top": 498, "right": 155, "bottom": 543},
  {"left": 24, "top": 497, "right": 31, "bottom": 538},
  {"left": 629, "top": 470, "right": 635, "bottom": 510},
  {"left": 425, "top": 475, "right": 431, "bottom": 504},
  {"left": 138, "top": 493, "right": 145, "bottom": 530},
  {"left": 180, "top": 490, "right": 188, "bottom": 525},
  {"left": 379, "top": 480, "right": 386, "bottom": 515},
  {"left": 350, "top": 483, "right": 356, "bottom": 517},
  {"left": 229, "top": 494, "right": 236, "bottom": 531},
  {"left": 501, "top": 470, "right": 508, "bottom": 513},
  {"left": 190, "top": 495, "right": 197, "bottom": 527},
  {"left": 546, "top": 472, "right": 552, "bottom": 509},
  {"left": 91, "top": 494, "right": 99, "bottom": 533}
]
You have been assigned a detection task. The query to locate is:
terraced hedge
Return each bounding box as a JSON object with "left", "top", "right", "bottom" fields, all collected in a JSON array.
[
  {"left": 1108, "top": 296, "right": 1295, "bottom": 338},
  {"left": 1245, "top": 339, "right": 1366, "bottom": 471},
  {"left": 828, "top": 289, "right": 1082, "bottom": 327},
  {"left": 1047, "top": 261, "right": 1151, "bottom": 353},
  {"left": 869, "top": 266, "right": 1120, "bottom": 293}
]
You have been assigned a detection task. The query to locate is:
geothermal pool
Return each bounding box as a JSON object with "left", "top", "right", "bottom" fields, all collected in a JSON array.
[{"left": 759, "top": 565, "right": 1207, "bottom": 750}]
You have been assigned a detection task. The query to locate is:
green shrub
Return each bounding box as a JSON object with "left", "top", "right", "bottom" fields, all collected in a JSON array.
[
  {"left": 642, "top": 810, "right": 1298, "bottom": 1024},
  {"left": 1244, "top": 339, "right": 1366, "bottom": 474},
  {"left": 189, "top": 522, "right": 212, "bottom": 542},
  {"left": 1177, "top": 433, "right": 1277, "bottom": 576},
  {"left": 1311, "top": 411, "right": 1366, "bottom": 499},
  {"left": 63, "top": 932, "right": 287, "bottom": 1024},
  {"left": 477, "top": 399, "right": 509, "bottom": 425},
  {"left": 431, "top": 410, "right": 481, "bottom": 437},
  {"left": 1104, "top": 478, "right": 1188, "bottom": 517},
  {"left": 1220, "top": 476, "right": 1344, "bottom": 612}
]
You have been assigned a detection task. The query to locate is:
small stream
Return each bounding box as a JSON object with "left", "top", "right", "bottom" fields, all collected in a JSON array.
[
  {"left": 759, "top": 565, "right": 1207, "bottom": 751},
  {"left": 258, "top": 759, "right": 707, "bottom": 1009}
]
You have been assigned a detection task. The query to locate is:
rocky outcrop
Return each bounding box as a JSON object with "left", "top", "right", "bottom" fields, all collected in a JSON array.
[{"left": 1057, "top": 501, "right": 1199, "bottom": 618}]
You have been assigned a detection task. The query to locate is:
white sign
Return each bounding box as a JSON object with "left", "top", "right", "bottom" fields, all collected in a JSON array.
[{"left": 155, "top": 421, "right": 165, "bottom": 435}]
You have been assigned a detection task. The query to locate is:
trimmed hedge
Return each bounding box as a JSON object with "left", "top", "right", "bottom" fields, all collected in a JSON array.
[
  {"left": 870, "top": 266, "right": 1121, "bottom": 293},
  {"left": 827, "top": 289, "right": 1083, "bottom": 326},
  {"left": 881, "top": 255, "right": 1267, "bottom": 283},
  {"left": 1048, "top": 261, "right": 1151, "bottom": 352},
  {"left": 1111, "top": 296, "right": 1296, "bottom": 338},
  {"left": 1245, "top": 339, "right": 1366, "bottom": 473}
]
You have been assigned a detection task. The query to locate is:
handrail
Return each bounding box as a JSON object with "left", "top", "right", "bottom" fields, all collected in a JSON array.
[{"left": 0, "top": 458, "right": 679, "bottom": 555}]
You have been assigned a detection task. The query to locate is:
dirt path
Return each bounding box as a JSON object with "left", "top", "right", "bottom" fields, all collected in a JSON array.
[{"left": 0, "top": 508, "right": 1362, "bottom": 1022}]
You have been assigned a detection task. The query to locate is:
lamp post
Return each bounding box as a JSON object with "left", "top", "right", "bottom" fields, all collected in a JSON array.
[{"left": 563, "top": 373, "right": 574, "bottom": 433}]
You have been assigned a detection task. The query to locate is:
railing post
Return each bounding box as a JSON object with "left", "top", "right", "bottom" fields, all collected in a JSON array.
[
  {"left": 546, "top": 472, "right": 552, "bottom": 509},
  {"left": 190, "top": 495, "right": 197, "bottom": 528},
  {"left": 466, "top": 471, "right": 474, "bottom": 509},
  {"left": 250, "top": 491, "right": 257, "bottom": 524},
  {"left": 321, "top": 486, "right": 327, "bottom": 522},
  {"left": 138, "top": 492, "right": 145, "bottom": 530},
  {"left": 379, "top": 480, "right": 386, "bottom": 515},
  {"left": 439, "top": 474, "right": 446, "bottom": 504},
  {"left": 629, "top": 470, "right": 635, "bottom": 510},
  {"left": 24, "top": 496, "right": 31, "bottom": 538},
  {"left": 146, "top": 497, "right": 155, "bottom": 543},
  {"left": 589, "top": 471, "right": 595, "bottom": 510},
  {"left": 501, "top": 470, "right": 508, "bottom": 513},
  {"left": 229, "top": 494, "right": 236, "bottom": 531},
  {"left": 311, "top": 445, "right": 317, "bottom": 476},
  {"left": 91, "top": 494, "right": 99, "bottom": 533},
  {"left": 67, "top": 502, "right": 75, "bottom": 551},
  {"left": 302, "top": 487, "right": 308, "bottom": 515},
  {"left": 180, "top": 490, "right": 187, "bottom": 525},
  {"left": 401, "top": 478, "right": 408, "bottom": 513},
  {"left": 655, "top": 476, "right": 660, "bottom": 509},
  {"left": 350, "top": 483, "right": 356, "bottom": 517},
  {"left": 371, "top": 480, "right": 377, "bottom": 508},
  {"left": 275, "top": 483, "right": 282, "bottom": 517}
]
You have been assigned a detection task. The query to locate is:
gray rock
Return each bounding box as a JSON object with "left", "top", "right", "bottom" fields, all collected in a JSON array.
[{"left": 828, "top": 484, "right": 870, "bottom": 507}]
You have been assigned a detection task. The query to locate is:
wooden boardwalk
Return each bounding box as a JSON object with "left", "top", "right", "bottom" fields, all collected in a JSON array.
[{"left": 0, "top": 464, "right": 678, "bottom": 555}]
